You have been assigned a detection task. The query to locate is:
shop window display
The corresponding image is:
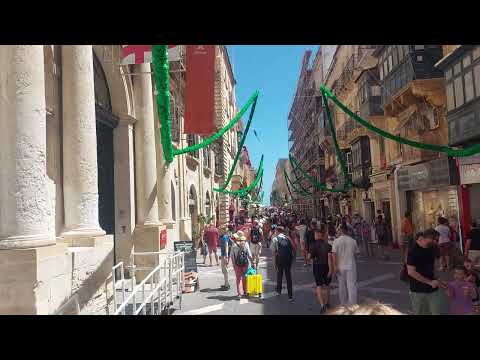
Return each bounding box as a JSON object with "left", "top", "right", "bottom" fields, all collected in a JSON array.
[{"left": 410, "top": 187, "right": 459, "bottom": 231}]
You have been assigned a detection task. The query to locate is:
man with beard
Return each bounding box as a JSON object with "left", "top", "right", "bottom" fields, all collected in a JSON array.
[{"left": 407, "top": 229, "right": 448, "bottom": 315}]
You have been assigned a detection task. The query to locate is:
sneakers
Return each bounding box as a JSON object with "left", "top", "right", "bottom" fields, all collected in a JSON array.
[{"left": 288, "top": 297, "right": 294, "bottom": 303}]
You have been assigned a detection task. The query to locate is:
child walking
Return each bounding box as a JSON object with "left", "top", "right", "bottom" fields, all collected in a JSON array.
[{"left": 447, "top": 265, "right": 477, "bottom": 315}]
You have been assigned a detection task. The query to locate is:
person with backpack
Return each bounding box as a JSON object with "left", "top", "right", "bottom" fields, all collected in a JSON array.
[
  {"left": 230, "top": 231, "right": 253, "bottom": 298},
  {"left": 307, "top": 224, "right": 333, "bottom": 313},
  {"left": 250, "top": 220, "right": 263, "bottom": 270},
  {"left": 271, "top": 226, "right": 295, "bottom": 302}
]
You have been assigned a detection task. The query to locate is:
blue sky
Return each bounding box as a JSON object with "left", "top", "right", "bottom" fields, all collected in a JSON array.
[{"left": 227, "top": 45, "right": 319, "bottom": 205}]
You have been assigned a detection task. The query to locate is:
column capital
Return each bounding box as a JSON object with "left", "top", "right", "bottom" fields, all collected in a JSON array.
[{"left": 118, "top": 114, "right": 137, "bottom": 126}]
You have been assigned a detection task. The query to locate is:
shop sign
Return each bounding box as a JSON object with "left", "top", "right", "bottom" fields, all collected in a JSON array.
[
  {"left": 397, "top": 158, "right": 459, "bottom": 192},
  {"left": 460, "top": 163, "right": 480, "bottom": 184}
]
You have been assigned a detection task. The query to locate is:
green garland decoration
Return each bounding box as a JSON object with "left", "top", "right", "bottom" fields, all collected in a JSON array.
[
  {"left": 221, "top": 167, "right": 264, "bottom": 196},
  {"left": 152, "top": 45, "right": 175, "bottom": 164},
  {"left": 321, "top": 90, "right": 352, "bottom": 188},
  {"left": 284, "top": 168, "right": 310, "bottom": 201},
  {"left": 289, "top": 154, "right": 349, "bottom": 193},
  {"left": 152, "top": 45, "right": 260, "bottom": 163},
  {"left": 173, "top": 90, "right": 259, "bottom": 156},
  {"left": 215, "top": 95, "right": 259, "bottom": 192},
  {"left": 320, "top": 85, "right": 480, "bottom": 158},
  {"left": 216, "top": 155, "right": 264, "bottom": 196},
  {"left": 284, "top": 168, "right": 312, "bottom": 196}
]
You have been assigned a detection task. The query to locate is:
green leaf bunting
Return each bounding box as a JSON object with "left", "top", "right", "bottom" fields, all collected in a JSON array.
[{"left": 320, "top": 85, "right": 480, "bottom": 158}]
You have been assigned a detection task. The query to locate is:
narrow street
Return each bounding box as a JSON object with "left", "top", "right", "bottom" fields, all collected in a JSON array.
[{"left": 174, "top": 246, "right": 418, "bottom": 315}]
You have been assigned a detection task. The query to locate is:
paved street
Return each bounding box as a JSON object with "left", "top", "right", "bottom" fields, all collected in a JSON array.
[{"left": 172, "top": 246, "right": 427, "bottom": 315}]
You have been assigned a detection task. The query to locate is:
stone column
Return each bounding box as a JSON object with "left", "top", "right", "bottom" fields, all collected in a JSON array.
[
  {"left": 133, "top": 63, "right": 161, "bottom": 226},
  {"left": 61, "top": 45, "right": 105, "bottom": 238},
  {"left": 0, "top": 45, "right": 55, "bottom": 249}
]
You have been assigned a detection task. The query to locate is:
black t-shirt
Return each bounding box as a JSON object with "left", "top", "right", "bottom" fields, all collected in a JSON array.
[
  {"left": 305, "top": 229, "right": 315, "bottom": 248},
  {"left": 468, "top": 228, "right": 480, "bottom": 250},
  {"left": 309, "top": 240, "right": 332, "bottom": 265},
  {"left": 407, "top": 243, "right": 437, "bottom": 293}
]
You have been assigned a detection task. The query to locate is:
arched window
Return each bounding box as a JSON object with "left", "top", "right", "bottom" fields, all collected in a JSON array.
[
  {"left": 205, "top": 192, "right": 211, "bottom": 219},
  {"left": 93, "top": 51, "right": 112, "bottom": 111}
]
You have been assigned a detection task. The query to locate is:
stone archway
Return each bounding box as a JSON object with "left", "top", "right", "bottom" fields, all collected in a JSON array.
[{"left": 93, "top": 51, "right": 118, "bottom": 238}]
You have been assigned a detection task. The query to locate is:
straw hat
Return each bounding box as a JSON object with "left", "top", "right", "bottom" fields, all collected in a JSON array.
[{"left": 232, "top": 230, "right": 247, "bottom": 241}]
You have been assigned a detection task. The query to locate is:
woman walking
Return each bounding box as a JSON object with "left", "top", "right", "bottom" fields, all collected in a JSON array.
[{"left": 230, "top": 231, "right": 253, "bottom": 298}]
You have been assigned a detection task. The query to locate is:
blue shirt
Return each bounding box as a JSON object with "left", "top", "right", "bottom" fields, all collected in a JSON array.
[{"left": 220, "top": 234, "right": 230, "bottom": 257}]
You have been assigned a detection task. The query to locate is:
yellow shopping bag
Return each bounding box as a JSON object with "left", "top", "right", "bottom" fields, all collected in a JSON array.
[{"left": 246, "top": 274, "right": 263, "bottom": 297}]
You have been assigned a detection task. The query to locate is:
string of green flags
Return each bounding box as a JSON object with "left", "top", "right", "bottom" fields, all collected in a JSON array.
[{"left": 320, "top": 85, "right": 480, "bottom": 158}]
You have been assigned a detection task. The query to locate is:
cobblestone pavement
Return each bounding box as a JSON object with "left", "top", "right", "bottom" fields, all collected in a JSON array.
[{"left": 171, "top": 245, "right": 455, "bottom": 315}]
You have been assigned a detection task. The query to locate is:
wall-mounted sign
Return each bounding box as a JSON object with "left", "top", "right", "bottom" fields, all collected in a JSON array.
[
  {"left": 460, "top": 163, "right": 480, "bottom": 184},
  {"left": 397, "top": 158, "right": 459, "bottom": 192}
]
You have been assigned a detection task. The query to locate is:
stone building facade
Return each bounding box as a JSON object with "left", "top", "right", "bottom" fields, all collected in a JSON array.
[{"left": 0, "top": 45, "right": 240, "bottom": 314}]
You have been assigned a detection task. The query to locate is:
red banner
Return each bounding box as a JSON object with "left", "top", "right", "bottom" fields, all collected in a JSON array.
[
  {"left": 184, "top": 45, "right": 216, "bottom": 135},
  {"left": 160, "top": 229, "right": 167, "bottom": 249}
]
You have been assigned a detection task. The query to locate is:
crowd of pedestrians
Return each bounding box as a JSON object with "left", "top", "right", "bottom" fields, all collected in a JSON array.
[{"left": 197, "top": 205, "right": 480, "bottom": 315}]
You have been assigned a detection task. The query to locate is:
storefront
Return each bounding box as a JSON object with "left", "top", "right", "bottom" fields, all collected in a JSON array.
[
  {"left": 458, "top": 155, "right": 480, "bottom": 233},
  {"left": 397, "top": 158, "right": 460, "bottom": 233}
]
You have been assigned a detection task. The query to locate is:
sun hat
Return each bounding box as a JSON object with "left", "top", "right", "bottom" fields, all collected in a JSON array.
[{"left": 232, "top": 230, "right": 247, "bottom": 241}]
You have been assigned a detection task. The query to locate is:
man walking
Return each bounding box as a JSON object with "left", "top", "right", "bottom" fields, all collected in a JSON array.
[
  {"left": 332, "top": 224, "right": 360, "bottom": 306},
  {"left": 204, "top": 221, "right": 220, "bottom": 266},
  {"left": 407, "top": 229, "right": 448, "bottom": 315},
  {"left": 250, "top": 220, "right": 263, "bottom": 270},
  {"left": 271, "top": 226, "right": 295, "bottom": 302},
  {"left": 219, "top": 226, "right": 232, "bottom": 290}
]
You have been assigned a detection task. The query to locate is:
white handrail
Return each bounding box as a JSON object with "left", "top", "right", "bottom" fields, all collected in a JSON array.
[{"left": 113, "top": 251, "right": 184, "bottom": 315}]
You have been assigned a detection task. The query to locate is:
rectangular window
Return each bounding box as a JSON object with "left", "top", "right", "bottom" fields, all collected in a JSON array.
[
  {"left": 388, "top": 55, "right": 393, "bottom": 72},
  {"left": 371, "top": 85, "right": 381, "bottom": 96},
  {"left": 414, "top": 45, "right": 425, "bottom": 50},
  {"left": 393, "top": 47, "right": 398, "bottom": 67},
  {"left": 464, "top": 70, "right": 474, "bottom": 102},
  {"left": 454, "top": 76, "right": 464, "bottom": 107},
  {"left": 446, "top": 82, "right": 455, "bottom": 111},
  {"left": 380, "top": 63, "right": 384, "bottom": 80},
  {"left": 446, "top": 68, "right": 453, "bottom": 81},
  {"left": 474, "top": 64, "right": 480, "bottom": 98},
  {"left": 463, "top": 54, "right": 472, "bottom": 68}
]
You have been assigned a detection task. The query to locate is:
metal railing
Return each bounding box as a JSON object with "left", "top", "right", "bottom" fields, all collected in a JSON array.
[{"left": 112, "top": 251, "right": 184, "bottom": 315}]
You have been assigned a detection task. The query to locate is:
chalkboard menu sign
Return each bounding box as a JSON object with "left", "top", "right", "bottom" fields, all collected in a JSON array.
[{"left": 174, "top": 241, "right": 197, "bottom": 273}]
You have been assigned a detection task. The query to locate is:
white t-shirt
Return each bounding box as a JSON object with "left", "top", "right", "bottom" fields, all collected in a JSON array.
[
  {"left": 296, "top": 225, "right": 307, "bottom": 243},
  {"left": 332, "top": 235, "right": 360, "bottom": 271},
  {"left": 435, "top": 224, "right": 451, "bottom": 245}
]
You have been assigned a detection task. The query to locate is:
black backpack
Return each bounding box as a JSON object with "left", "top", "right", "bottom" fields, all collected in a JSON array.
[
  {"left": 276, "top": 235, "right": 293, "bottom": 264},
  {"left": 235, "top": 247, "right": 249, "bottom": 267},
  {"left": 251, "top": 227, "right": 261, "bottom": 244}
]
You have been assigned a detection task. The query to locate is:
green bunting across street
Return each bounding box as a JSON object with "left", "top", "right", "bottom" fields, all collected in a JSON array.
[{"left": 320, "top": 85, "right": 480, "bottom": 158}]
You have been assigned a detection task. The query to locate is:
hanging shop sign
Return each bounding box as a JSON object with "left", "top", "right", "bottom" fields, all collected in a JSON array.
[
  {"left": 459, "top": 155, "right": 480, "bottom": 184},
  {"left": 121, "top": 45, "right": 182, "bottom": 65},
  {"left": 184, "top": 45, "right": 216, "bottom": 135},
  {"left": 397, "top": 158, "right": 459, "bottom": 192}
]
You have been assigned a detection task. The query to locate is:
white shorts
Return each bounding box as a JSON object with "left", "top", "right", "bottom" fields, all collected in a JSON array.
[{"left": 250, "top": 243, "right": 262, "bottom": 258}]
